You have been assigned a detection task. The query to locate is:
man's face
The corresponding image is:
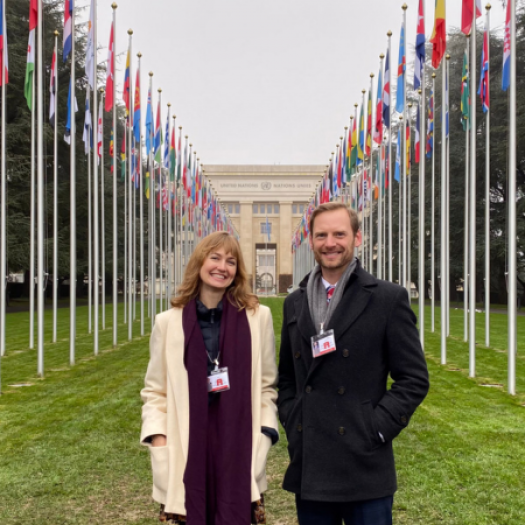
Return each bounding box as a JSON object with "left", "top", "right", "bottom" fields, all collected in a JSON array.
[{"left": 309, "top": 209, "right": 362, "bottom": 272}]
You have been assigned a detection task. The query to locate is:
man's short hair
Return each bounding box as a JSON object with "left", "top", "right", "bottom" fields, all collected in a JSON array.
[{"left": 309, "top": 202, "right": 360, "bottom": 236}]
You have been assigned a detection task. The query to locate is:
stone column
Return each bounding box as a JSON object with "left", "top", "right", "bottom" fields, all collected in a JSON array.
[
  {"left": 239, "top": 201, "right": 254, "bottom": 289},
  {"left": 279, "top": 201, "right": 293, "bottom": 293}
]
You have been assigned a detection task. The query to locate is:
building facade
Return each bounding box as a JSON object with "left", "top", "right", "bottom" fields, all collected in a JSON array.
[{"left": 204, "top": 165, "right": 324, "bottom": 293}]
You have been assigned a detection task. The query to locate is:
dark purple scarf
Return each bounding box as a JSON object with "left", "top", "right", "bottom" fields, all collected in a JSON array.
[{"left": 183, "top": 295, "right": 253, "bottom": 525}]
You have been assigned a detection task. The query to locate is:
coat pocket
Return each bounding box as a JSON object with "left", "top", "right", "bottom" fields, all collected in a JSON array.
[
  {"left": 150, "top": 445, "right": 170, "bottom": 497},
  {"left": 361, "top": 400, "right": 382, "bottom": 451}
]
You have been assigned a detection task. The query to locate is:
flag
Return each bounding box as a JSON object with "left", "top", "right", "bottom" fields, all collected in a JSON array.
[
  {"left": 374, "top": 66, "right": 383, "bottom": 145},
  {"left": 83, "top": 86, "right": 92, "bottom": 155},
  {"left": 383, "top": 48, "right": 390, "bottom": 128},
  {"left": 396, "top": 22, "right": 406, "bottom": 114},
  {"left": 414, "top": 0, "right": 425, "bottom": 90},
  {"left": 461, "top": 48, "right": 470, "bottom": 130},
  {"left": 25, "top": 28, "right": 35, "bottom": 109},
  {"left": 365, "top": 89, "right": 372, "bottom": 156},
  {"left": 479, "top": 23, "right": 490, "bottom": 112},
  {"left": 177, "top": 131, "right": 182, "bottom": 182},
  {"left": 154, "top": 100, "right": 161, "bottom": 162},
  {"left": 395, "top": 129, "right": 401, "bottom": 182},
  {"left": 120, "top": 134, "right": 126, "bottom": 182},
  {"left": 163, "top": 113, "right": 170, "bottom": 169},
  {"left": 169, "top": 124, "right": 176, "bottom": 182},
  {"left": 350, "top": 115, "right": 358, "bottom": 170},
  {"left": 64, "top": 78, "right": 78, "bottom": 144},
  {"left": 63, "top": 0, "right": 73, "bottom": 62},
  {"left": 426, "top": 88, "right": 434, "bottom": 158},
  {"left": 105, "top": 24, "right": 114, "bottom": 111},
  {"left": 462, "top": 0, "right": 482, "bottom": 35},
  {"left": 182, "top": 138, "right": 188, "bottom": 191},
  {"left": 145, "top": 169, "right": 150, "bottom": 200},
  {"left": 357, "top": 102, "right": 364, "bottom": 165},
  {"left": 502, "top": 0, "right": 510, "bottom": 91},
  {"left": 85, "top": 0, "right": 95, "bottom": 88},
  {"left": 145, "top": 85, "right": 153, "bottom": 153},
  {"left": 0, "top": 0, "right": 8, "bottom": 85},
  {"left": 97, "top": 99, "right": 103, "bottom": 163},
  {"left": 123, "top": 46, "right": 131, "bottom": 117},
  {"left": 415, "top": 103, "right": 420, "bottom": 163},
  {"left": 109, "top": 127, "right": 114, "bottom": 172},
  {"left": 133, "top": 69, "right": 141, "bottom": 143},
  {"left": 49, "top": 46, "right": 57, "bottom": 126},
  {"left": 345, "top": 123, "right": 353, "bottom": 180},
  {"left": 431, "top": 0, "right": 446, "bottom": 69}
]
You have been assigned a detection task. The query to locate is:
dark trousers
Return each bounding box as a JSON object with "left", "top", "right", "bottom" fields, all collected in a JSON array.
[{"left": 295, "top": 495, "right": 393, "bottom": 525}]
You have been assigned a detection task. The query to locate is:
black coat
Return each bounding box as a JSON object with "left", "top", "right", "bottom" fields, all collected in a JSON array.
[{"left": 277, "top": 262, "right": 429, "bottom": 502}]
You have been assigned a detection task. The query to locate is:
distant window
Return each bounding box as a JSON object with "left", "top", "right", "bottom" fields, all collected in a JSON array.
[
  {"left": 228, "top": 204, "right": 233, "bottom": 214},
  {"left": 253, "top": 204, "right": 258, "bottom": 214},
  {"left": 259, "top": 255, "right": 275, "bottom": 266},
  {"left": 261, "top": 222, "right": 272, "bottom": 235},
  {"left": 260, "top": 204, "right": 266, "bottom": 214},
  {"left": 292, "top": 204, "right": 298, "bottom": 214},
  {"left": 299, "top": 204, "right": 305, "bottom": 214},
  {"left": 235, "top": 204, "right": 240, "bottom": 214},
  {"left": 274, "top": 204, "right": 280, "bottom": 214}
]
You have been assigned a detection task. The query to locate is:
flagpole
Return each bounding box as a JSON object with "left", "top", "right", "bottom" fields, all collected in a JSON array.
[
  {"left": 387, "top": 31, "right": 393, "bottom": 283},
  {"left": 149, "top": 72, "right": 156, "bottom": 327},
  {"left": 484, "top": 3, "right": 491, "bottom": 348},
  {"left": 167, "top": 106, "right": 172, "bottom": 303},
  {"left": 369, "top": 74, "right": 374, "bottom": 275},
  {"left": 69, "top": 1, "right": 77, "bottom": 365},
  {"left": 87, "top": 87, "right": 92, "bottom": 335},
  {"left": 446, "top": 53, "right": 451, "bottom": 338},
  {"left": 137, "top": 54, "right": 144, "bottom": 336},
  {"left": 99, "top": 88, "right": 106, "bottom": 331},
  {"left": 407, "top": 102, "right": 412, "bottom": 298},
  {"left": 440, "top": 57, "right": 446, "bottom": 365},
  {"left": 469, "top": 1, "right": 477, "bottom": 378},
  {"left": 29, "top": 59, "right": 36, "bottom": 351},
  {"left": 0, "top": 0, "right": 5, "bottom": 364},
  {"left": 508, "top": 0, "right": 517, "bottom": 395},
  {"left": 111, "top": 3, "right": 118, "bottom": 347},
  {"left": 398, "top": 115, "right": 403, "bottom": 286},
  {"left": 127, "top": 29, "right": 133, "bottom": 340},
  {"left": 123, "top": 112, "right": 127, "bottom": 324},
  {"left": 172, "top": 117, "right": 177, "bottom": 293},
  {"left": 419, "top": 18, "right": 426, "bottom": 346},
  {"left": 431, "top": 73, "right": 436, "bottom": 333},
  {"left": 92, "top": 0, "right": 99, "bottom": 355},
  {"left": 464, "top": 36, "right": 470, "bottom": 344},
  {"left": 401, "top": 3, "right": 408, "bottom": 292},
  {"left": 52, "top": 32, "right": 58, "bottom": 343},
  {"left": 179, "top": 128, "right": 184, "bottom": 288},
  {"left": 36, "top": 0, "right": 44, "bottom": 375},
  {"left": 378, "top": 55, "right": 384, "bottom": 280},
  {"left": 157, "top": 89, "right": 163, "bottom": 312}
]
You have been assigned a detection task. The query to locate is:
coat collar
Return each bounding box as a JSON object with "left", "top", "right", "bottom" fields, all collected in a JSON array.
[{"left": 296, "top": 260, "right": 377, "bottom": 377}]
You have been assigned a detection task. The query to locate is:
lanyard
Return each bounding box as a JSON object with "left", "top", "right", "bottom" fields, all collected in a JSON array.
[{"left": 205, "top": 349, "right": 221, "bottom": 371}]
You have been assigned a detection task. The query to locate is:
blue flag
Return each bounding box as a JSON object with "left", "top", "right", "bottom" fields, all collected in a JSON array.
[
  {"left": 395, "top": 23, "right": 406, "bottom": 114},
  {"left": 145, "top": 86, "right": 153, "bottom": 153},
  {"left": 394, "top": 129, "right": 401, "bottom": 182}
]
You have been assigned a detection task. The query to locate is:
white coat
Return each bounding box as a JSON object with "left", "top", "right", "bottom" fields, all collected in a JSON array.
[{"left": 140, "top": 304, "right": 278, "bottom": 515}]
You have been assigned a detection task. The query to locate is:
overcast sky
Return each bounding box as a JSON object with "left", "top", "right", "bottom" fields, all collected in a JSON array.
[{"left": 81, "top": 0, "right": 506, "bottom": 165}]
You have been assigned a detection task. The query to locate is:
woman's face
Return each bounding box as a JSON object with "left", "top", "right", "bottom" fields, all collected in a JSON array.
[{"left": 199, "top": 247, "right": 237, "bottom": 294}]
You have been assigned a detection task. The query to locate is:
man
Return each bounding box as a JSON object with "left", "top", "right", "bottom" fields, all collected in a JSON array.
[{"left": 278, "top": 202, "right": 429, "bottom": 525}]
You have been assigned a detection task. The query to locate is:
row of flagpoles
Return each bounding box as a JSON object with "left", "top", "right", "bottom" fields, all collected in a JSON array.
[
  {"left": 291, "top": 0, "right": 518, "bottom": 395},
  {"left": 0, "top": 0, "right": 236, "bottom": 387}
]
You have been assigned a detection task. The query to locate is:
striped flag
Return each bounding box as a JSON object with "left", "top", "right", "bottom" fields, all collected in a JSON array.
[
  {"left": 414, "top": 0, "right": 425, "bottom": 91},
  {"left": 396, "top": 22, "right": 406, "bottom": 114},
  {"left": 64, "top": 78, "right": 78, "bottom": 144},
  {"left": 431, "top": 0, "right": 446, "bottom": 69},
  {"left": 382, "top": 48, "right": 390, "bottom": 127},
  {"left": 123, "top": 46, "right": 131, "bottom": 117},
  {"left": 374, "top": 65, "right": 383, "bottom": 145},
  {"left": 105, "top": 24, "right": 114, "bottom": 111},
  {"left": 163, "top": 113, "right": 170, "bottom": 169},
  {"left": 85, "top": 0, "right": 95, "bottom": 88},
  {"left": 426, "top": 88, "right": 434, "bottom": 158},
  {"left": 133, "top": 69, "right": 141, "bottom": 143},
  {"left": 478, "top": 22, "right": 489, "bottom": 112},
  {"left": 415, "top": 103, "right": 420, "bottom": 163},
  {"left": 63, "top": 0, "right": 73, "bottom": 62}
]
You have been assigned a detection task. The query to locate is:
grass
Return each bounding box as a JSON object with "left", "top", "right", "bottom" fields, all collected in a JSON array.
[{"left": 0, "top": 298, "right": 524, "bottom": 523}]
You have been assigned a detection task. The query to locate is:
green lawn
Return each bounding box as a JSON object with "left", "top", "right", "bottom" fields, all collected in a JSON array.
[{"left": 0, "top": 299, "right": 524, "bottom": 524}]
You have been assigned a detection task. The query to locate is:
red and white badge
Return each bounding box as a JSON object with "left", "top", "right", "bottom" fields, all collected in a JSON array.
[
  {"left": 207, "top": 367, "right": 231, "bottom": 393},
  {"left": 311, "top": 330, "right": 336, "bottom": 358}
]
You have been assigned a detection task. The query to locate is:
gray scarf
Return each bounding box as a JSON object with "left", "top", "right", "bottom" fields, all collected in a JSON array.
[{"left": 307, "top": 258, "right": 357, "bottom": 333}]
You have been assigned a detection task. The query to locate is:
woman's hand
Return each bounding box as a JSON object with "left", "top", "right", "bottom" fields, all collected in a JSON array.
[{"left": 151, "top": 434, "right": 167, "bottom": 447}]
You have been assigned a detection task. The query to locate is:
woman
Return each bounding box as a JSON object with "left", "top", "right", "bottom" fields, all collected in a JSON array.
[{"left": 140, "top": 232, "right": 279, "bottom": 525}]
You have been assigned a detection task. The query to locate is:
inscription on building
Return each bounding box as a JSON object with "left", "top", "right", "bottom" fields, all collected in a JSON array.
[{"left": 218, "top": 181, "right": 314, "bottom": 191}]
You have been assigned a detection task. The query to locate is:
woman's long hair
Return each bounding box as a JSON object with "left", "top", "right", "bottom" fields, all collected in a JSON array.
[{"left": 171, "top": 232, "right": 259, "bottom": 311}]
